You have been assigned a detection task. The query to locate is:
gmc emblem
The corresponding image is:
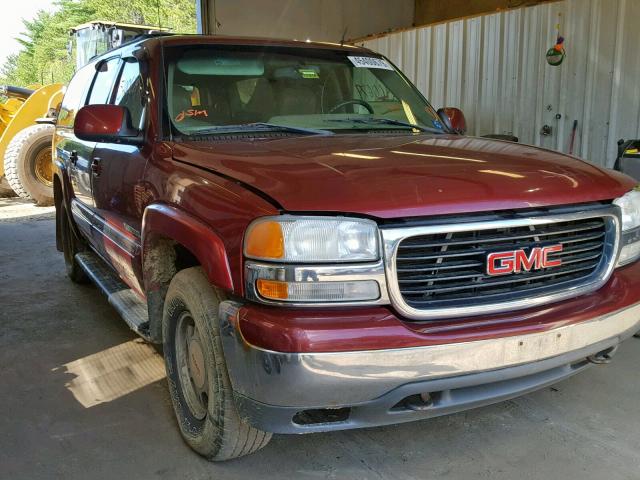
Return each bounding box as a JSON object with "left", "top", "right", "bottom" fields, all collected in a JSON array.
[{"left": 486, "top": 244, "right": 563, "bottom": 276}]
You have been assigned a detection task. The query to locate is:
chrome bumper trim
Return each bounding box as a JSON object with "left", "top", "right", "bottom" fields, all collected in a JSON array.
[
  {"left": 381, "top": 205, "right": 621, "bottom": 320},
  {"left": 234, "top": 352, "right": 593, "bottom": 434},
  {"left": 219, "top": 300, "right": 640, "bottom": 408}
]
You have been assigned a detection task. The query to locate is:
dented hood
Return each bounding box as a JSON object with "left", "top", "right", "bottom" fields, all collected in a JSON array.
[{"left": 171, "top": 134, "right": 635, "bottom": 219}]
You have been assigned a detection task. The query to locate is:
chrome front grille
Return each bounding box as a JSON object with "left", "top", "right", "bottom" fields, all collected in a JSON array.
[
  {"left": 382, "top": 206, "right": 620, "bottom": 320},
  {"left": 397, "top": 218, "right": 605, "bottom": 304}
]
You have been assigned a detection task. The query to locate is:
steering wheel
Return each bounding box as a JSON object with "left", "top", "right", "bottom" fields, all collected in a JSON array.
[{"left": 328, "top": 99, "right": 374, "bottom": 114}]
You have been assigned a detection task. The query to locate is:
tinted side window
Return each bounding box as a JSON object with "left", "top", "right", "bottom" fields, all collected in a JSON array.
[
  {"left": 114, "top": 59, "right": 145, "bottom": 128},
  {"left": 87, "top": 57, "right": 120, "bottom": 105},
  {"left": 57, "top": 64, "right": 95, "bottom": 128}
]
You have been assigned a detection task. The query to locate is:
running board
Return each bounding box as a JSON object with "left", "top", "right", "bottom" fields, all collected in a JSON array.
[{"left": 75, "top": 251, "right": 151, "bottom": 341}]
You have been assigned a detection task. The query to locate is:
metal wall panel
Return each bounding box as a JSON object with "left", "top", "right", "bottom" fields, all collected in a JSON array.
[
  {"left": 357, "top": 0, "right": 640, "bottom": 168},
  {"left": 201, "top": 0, "right": 414, "bottom": 42}
]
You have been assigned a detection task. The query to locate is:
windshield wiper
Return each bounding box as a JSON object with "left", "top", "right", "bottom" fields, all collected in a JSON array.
[
  {"left": 326, "top": 117, "right": 444, "bottom": 134},
  {"left": 192, "top": 122, "right": 333, "bottom": 136}
]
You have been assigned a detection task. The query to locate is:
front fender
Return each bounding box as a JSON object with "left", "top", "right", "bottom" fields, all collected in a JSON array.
[{"left": 142, "top": 203, "right": 234, "bottom": 292}]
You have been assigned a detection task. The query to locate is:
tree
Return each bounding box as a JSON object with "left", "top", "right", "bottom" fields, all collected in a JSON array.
[{"left": 0, "top": 0, "right": 196, "bottom": 86}]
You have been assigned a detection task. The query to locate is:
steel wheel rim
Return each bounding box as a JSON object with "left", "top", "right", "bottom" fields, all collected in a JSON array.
[
  {"left": 175, "top": 311, "right": 209, "bottom": 420},
  {"left": 34, "top": 146, "right": 53, "bottom": 187}
]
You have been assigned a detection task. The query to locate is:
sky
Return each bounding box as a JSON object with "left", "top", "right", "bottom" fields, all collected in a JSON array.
[{"left": 0, "top": 0, "right": 57, "bottom": 66}]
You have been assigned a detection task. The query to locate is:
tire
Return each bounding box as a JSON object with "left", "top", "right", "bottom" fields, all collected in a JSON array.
[
  {"left": 4, "top": 124, "right": 55, "bottom": 206},
  {"left": 59, "top": 206, "right": 88, "bottom": 283},
  {"left": 0, "top": 176, "right": 15, "bottom": 197},
  {"left": 163, "top": 267, "right": 271, "bottom": 461}
]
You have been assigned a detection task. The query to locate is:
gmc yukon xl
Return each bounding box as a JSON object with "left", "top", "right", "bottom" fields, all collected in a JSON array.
[{"left": 53, "top": 35, "right": 640, "bottom": 460}]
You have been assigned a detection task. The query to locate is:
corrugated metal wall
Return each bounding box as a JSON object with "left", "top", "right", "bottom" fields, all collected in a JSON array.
[{"left": 356, "top": 0, "right": 640, "bottom": 168}]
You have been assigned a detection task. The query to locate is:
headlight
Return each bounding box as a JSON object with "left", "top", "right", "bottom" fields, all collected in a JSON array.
[
  {"left": 244, "top": 216, "right": 386, "bottom": 305},
  {"left": 613, "top": 189, "right": 640, "bottom": 231},
  {"left": 614, "top": 188, "right": 640, "bottom": 266},
  {"left": 244, "top": 216, "right": 379, "bottom": 263}
]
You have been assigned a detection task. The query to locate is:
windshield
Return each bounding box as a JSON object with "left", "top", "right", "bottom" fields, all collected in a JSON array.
[{"left": 164, "top": 45, "right": 445, "bottom": 136}]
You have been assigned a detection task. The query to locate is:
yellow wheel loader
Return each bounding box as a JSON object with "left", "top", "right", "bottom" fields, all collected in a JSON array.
[
  {"left": 0, "top": 21, "right": 166, "bottom": 205},
  {"left": 0, "top": 84, "right": 65, "bottom": 204}
]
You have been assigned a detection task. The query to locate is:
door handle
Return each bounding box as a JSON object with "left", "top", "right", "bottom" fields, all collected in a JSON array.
[
  {"left": 90, "top": 157, "right": 102, "bottom": 177},
  {"left": 70, "top": 150, "right": 78, "bottom": 166}
]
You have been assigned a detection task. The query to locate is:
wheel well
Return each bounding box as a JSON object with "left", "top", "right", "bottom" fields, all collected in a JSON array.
[
  {"left": 174, "top": 243, "right": 199, "bottom": 272},
  {"left": 143, "top": 236, "right": 201, "bottom": 343}
]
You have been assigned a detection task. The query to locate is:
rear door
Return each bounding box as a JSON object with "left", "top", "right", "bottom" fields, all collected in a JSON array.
[
  {"left": 55, "top": 63, "right": 96, "bottom": 239},
  {"left": 56, "top": 56, "right": 122, "bottom": 251}
]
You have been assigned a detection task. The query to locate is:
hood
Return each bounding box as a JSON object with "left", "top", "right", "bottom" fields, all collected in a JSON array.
[{"left": 171, "top": 134, "right": 635, "bottom": 219}]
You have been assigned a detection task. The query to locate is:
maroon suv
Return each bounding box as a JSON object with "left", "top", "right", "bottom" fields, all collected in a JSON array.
[{"left": 53, "top": 34, "right": 640, "bottom": 460}]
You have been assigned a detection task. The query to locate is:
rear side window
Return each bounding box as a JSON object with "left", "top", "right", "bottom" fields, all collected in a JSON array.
[
  {"left": 113, "top": 59, "right": 145, "bottom": 129},
  {"left": 57, "top": 64, "right": 95, "bottom": 128},
  {"left": 87, "top": 57, "right": 120, "bottom": 105}
]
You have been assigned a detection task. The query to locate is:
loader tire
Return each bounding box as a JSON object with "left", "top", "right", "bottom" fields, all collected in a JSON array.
[
  {"left": 4, "top": 124, "right": 55, "bottom": 206},
  {"left": 0, "top": 176, "right": 15, "bottom": 197}
]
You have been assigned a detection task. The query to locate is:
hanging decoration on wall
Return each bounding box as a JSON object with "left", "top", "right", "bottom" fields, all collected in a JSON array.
[
  {"left": 546, "top": 36, "right": 565, "bottom": 65},
  {"left": 546, "top": 13, "right": 566, "bottom": 66}
]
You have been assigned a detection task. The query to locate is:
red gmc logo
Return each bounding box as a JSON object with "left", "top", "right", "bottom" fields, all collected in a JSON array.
[{"left": 486, "top": 244, "right": 563, "bottom": 276}]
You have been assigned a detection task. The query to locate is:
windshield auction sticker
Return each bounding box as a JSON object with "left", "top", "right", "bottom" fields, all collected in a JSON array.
[{"left": 347, "top": 56, "right": 394, "bottom": 70}]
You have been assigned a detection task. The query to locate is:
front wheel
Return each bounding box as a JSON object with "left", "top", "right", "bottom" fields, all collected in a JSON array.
[{"left": 163, "top": 267, "right": 271, "bottom": 461}]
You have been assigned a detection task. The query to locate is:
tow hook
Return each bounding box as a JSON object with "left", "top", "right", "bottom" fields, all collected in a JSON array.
[
  {"left": 587, "top": 346, "right": 618, "bottom": 365},
  {"left": 405, "top": 392, "right": 436, "bottom": 411}
]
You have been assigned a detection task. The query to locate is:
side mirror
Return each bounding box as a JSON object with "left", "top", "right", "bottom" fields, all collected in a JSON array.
[
  {"left": 437, "top": 107, "right": 467, "bottom": 135},
  {"left": 74, "top": 104, "right": 142, "bottom": 144}
]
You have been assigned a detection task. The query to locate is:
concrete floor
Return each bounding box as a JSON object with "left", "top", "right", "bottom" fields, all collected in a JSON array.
[{"left": 1, "top": 197, "right": 640, "bottom": 479}]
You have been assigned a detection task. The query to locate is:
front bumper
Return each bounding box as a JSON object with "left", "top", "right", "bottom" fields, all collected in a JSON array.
[{"left": 219, "top": 299, "right": 640, "bottom": 434}]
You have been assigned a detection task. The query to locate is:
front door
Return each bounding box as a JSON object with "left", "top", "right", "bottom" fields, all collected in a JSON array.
[
  {"left": 90, "top": 57, "right": 149, "bottom": 294},
  {"left": 71, "top": 56, "right": 123, "bottom": 252}
]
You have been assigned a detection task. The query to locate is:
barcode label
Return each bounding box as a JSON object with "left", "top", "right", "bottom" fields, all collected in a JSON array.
[{"left": 347, "top": 56, "right": 393, "bottom": 70}]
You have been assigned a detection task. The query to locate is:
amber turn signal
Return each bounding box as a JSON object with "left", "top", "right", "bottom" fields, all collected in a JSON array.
[
  {"left": 245, "top": 221, "right": 284, "bottom": 260},
  {"left": 256, "top": 279, "right": 289, "bottom": 300}
]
